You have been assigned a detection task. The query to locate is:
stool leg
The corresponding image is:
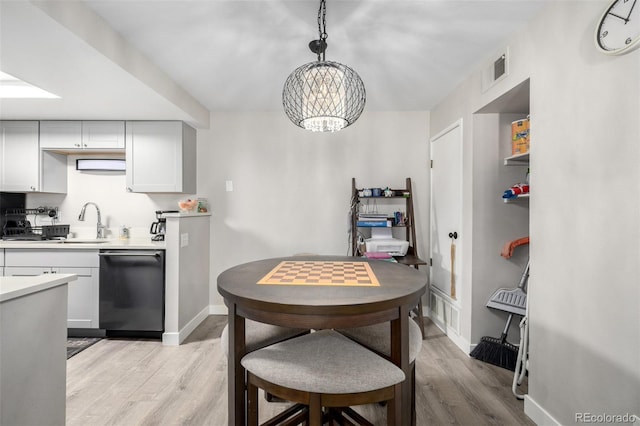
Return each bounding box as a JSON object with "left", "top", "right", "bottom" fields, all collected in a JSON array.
[
  {"left": 412, "top": 300, "right": 426, "bottom": 339},
  {"left": 308, "top": 393, "right": 322, "bottom": 426},
  {"left": 411, "top": 363, "right": 416, "bottom": 426},
  {"left": 247, "top": 374, "right": 258, "bottom": 426},
  {"left": 387, "top": 383, "right": 401, "bottom": 426}
]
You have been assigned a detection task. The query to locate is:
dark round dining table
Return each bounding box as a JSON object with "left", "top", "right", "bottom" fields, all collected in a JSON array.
[{"left": 217, "top": 255, "right": 426, "bottom": 426}]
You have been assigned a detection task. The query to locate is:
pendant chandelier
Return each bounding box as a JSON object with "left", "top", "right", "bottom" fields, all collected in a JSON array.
[{"left": 282, "top": 0, "right": 366, "bottom": 133}]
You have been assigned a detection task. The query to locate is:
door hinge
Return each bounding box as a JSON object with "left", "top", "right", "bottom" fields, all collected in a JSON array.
[
  {"left": 430, "top": 160, "right": 433, "bottom": 168},
  {"left": 430, "top": 258, "right": 433, "bottom": 266}
]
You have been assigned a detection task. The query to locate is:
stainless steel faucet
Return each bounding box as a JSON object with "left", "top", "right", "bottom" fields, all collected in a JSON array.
[{"left": 78, "top": 202, "right": 106, "bottom": 239}]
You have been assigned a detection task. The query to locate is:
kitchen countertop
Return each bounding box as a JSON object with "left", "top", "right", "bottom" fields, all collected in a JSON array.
[
  {"left": 0, "top": 238, "right": 165, "bottom": 250},
  {"left": 0, "top": 273, "right": 77, "bottom": 302}
]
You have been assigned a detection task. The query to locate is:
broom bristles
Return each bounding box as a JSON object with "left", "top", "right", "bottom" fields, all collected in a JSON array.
[{"left": 470, "top": 335, "right": 518, "bottom": 371}]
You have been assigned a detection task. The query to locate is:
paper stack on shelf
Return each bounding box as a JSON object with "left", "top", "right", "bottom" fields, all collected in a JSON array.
[{"left": 357, "top": 213, "right": 392, "bottom": 227}]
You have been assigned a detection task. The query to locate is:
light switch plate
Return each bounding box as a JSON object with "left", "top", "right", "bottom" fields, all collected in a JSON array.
[
  {"left": 225, "top": 180, "right": 233, "bottom": 192},
  {"left": 180, "top": 233, "right": 189, "bottom": 247}
]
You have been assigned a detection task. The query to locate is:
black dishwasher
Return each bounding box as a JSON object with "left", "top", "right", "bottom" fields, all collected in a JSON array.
[{"left": 99, "top": 250, "right": 165, "bottom": 337}]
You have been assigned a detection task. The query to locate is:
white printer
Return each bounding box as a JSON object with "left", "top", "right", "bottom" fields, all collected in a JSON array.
[{"left": 365, "top": 228, "right": 409, "bottom": 256}]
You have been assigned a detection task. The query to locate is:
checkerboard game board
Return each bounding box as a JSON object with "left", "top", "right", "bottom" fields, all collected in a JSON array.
[{"left": 257, "top": 261, "right": 380, "bottom": 287}]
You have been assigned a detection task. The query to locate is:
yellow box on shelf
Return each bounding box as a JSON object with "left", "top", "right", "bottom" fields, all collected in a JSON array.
[{"left": 511, "top": 117, "right": 530, "bottom": 155}]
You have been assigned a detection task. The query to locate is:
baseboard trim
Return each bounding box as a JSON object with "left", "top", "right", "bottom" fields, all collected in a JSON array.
[
  {"left": 209, "top": 304, "right": 227, "bottom": 315},
  {"left": 524, "top": 395, "right": 561, "bottom": 426},
  {"left": 426, "top": 306, "right": 472, "bottom": 354},
  {"left": 426, "top": 286, "right": 470, "bottom": 355},
  {"left": 162, "top": 306, "right": 209, "bottom": 346}
]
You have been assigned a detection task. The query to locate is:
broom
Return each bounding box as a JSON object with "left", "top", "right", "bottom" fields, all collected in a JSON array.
[{"left": 470, "top": 313, "right": 519, "bottom": 371}]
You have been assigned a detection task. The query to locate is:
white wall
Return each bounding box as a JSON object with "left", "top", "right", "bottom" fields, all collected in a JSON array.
[
  {"left": 199, "top": 110, "right": 430, "bottom": 308},
  {"left": 527, "top": 2, "right": 639, "bottom": 424},
  {"left": 432, "top": 1, "right": 639, "bottom": 424}
]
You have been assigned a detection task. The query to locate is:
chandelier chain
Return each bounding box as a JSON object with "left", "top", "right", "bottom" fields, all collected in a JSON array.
[{"left": 317, "top": 0, "right": 328, "bottom": 61}]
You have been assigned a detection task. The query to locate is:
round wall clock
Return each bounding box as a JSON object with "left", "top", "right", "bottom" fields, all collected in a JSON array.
[{"left": 595, "top": 0, "right": 640, "bottom": 55}]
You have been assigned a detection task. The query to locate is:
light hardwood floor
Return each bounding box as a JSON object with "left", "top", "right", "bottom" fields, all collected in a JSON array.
[{"left": 67, "top": 316, "right": 533, "bottom": 425}]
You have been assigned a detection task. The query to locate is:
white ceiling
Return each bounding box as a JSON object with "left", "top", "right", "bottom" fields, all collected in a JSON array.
[{"left": 0, "top": 0, "right": 548, "bottom": 128}]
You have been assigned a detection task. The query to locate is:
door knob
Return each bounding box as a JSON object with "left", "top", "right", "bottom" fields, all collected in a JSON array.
[{"left": 448, "top": 232, "right": 458, "bottom": 239}]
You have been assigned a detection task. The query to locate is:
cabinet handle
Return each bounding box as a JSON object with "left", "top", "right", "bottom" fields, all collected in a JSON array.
[{"left": 99, "top": 251, "right": 162, "bottom": 257}]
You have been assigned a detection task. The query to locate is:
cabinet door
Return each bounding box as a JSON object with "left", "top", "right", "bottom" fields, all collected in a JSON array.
[
  {"left": 40, "top": 121, "right": 82, "bottom": 149},
  {"left": 0, "top": 121, "right": 40, "bottom": 191},
  {"left": 60, "top": 267, "right": 99, "bottom": 329},
  {"left": 126, "top": 121, "right": 191, "bottom": 193},
  {"left": 4, "top": 266, "right": 98, "bottom": 328},
  {"left": 82, "top": 121, "right": 125, "bottom": 149}
]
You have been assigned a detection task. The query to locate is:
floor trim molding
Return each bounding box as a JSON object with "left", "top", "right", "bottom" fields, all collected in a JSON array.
[
  {"left": 162, "top": 306, "right": 209, "bottom": 346},
  {"left": 524, "top": 395, "right": 560, "bottom": 426}
]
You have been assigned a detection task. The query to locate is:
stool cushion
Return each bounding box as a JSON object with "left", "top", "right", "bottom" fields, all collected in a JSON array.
[
  {"left": 241, "top": 329, "right": 405, "bottom": 394},
  {"left": 221, "top": 320, "right": 307, "bottom": 358},
  {"left": 337, "top": 319, "right": 423, "bottom": 362}
]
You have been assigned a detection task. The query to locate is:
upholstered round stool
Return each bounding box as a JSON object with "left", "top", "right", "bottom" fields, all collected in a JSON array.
[
  {"left": 338, "top": 319, "right": 423, "bottom": 361},
  {"left": 220, "top": 320, "right": 307, "bottom": 357},
  {"left": 221, "top": 320, "right": 308, "bottom": 403},
  {"left": 338, "top": 319, "right": 423, "bottom": 426},
  {"left": 241, "top": 329, "right": 406, "bottom": 426}
]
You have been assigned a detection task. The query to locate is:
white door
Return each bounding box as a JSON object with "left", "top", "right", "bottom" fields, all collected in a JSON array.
[{"left": 430, "top": 120, "right": 463, "bottom": 301}]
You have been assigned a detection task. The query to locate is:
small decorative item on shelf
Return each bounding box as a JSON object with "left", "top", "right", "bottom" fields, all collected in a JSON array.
[
  {"left": 394, "top": 211, "right": 407, "bottom": 225},
  {"left": 371, "top": 188, "right": 382, "bottom": 197},
  {"left": 384, "top": 187, "right": 393, "bottom": 197},
  {"left": 178, "top": 199, "right": 198, "bottom": 212},
  {"left": 502, "top": 183, "right": 530, "bottom": 199},
  {"left": 197, "top": 198, "right": 209, "bottom": 213},
  {"left": 402, "top": 191, "right": 410, "bottom": 198},
  {"left": 119, "top": 225, "right": 130, "bottom": 240}
]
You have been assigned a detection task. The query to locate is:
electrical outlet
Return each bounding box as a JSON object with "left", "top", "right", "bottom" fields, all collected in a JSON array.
[{"left": 180, "top": 233, "right": 189, "bottom": 247}]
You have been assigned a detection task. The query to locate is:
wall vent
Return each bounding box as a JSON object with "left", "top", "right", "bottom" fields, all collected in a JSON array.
[
  {"left": 481, "top": 47, "right": 510, "bottom": 93},
  {"left": 494, "top": 55, "right": 506, "bottom": 80}
]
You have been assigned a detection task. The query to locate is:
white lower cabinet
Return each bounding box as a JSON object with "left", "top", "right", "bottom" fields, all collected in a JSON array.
[{"left": 4, "top": 250, "right": 99, "bottom": 329}]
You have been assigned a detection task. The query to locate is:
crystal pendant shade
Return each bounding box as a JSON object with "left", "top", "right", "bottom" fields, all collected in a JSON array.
[{"left": 283, "top": 61, "right": 366, "bottom": 132}]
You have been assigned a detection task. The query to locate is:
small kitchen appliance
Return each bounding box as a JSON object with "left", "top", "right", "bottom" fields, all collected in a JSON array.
[{"left": 149, "top": 210, "right": 178, "bottom": 241}]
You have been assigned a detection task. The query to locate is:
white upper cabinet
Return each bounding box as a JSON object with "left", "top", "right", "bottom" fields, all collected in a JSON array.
[
  {"left": 126, "top": 121, "right": 196, "bottom": 193},
  {"left": 0, "top": 121, "right": 40, "bottom": 192},
  {"left": 0, "top": 121, "right": 67, "bottom": 193},
  {"left": 39, "top": 121, "right": 81, "bottom": 149},
  {"left": 40, "top": 121, "right": 125, "bottom": 150},
  {"left": 82, "top": 121, "right": 125, "bottom": 149}
]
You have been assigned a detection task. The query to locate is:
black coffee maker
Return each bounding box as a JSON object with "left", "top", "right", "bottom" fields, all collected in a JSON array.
[{"left": 150, "top": 210, "right": 178, "bottom": 241}]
